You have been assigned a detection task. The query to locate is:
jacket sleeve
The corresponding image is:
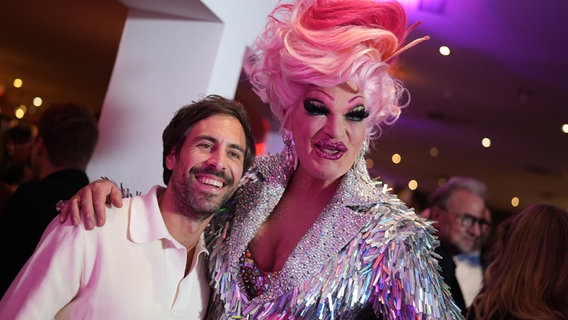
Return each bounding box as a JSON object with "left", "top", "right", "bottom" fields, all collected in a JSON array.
[{"left": 367, "top": 209, "right": 464, "bottom": 319}]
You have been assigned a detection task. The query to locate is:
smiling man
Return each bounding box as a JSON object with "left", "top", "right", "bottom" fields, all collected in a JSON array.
[
  {"left": 0, "top": 95, "right": 256, "bottom": 320},
  {"left": 428, "top": 176, "right": 491, "bottom": 316}
]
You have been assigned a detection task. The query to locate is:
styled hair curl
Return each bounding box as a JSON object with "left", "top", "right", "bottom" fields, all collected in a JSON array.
[{"left": 243, "top": 0, "right": 424, "bottom": 147}]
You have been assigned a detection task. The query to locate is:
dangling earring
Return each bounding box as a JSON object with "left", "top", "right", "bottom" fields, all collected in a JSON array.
[
  {"left": 282, "top": 129, "right": 298, "bottom": 171},
  {"left": 353, "top": 144, "right": 371, "bottom": 183}
]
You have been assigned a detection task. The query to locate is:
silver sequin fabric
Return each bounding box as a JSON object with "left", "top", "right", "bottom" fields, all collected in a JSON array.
[{"left": 205, "top": 151, "right": 463, "bottom": 320}]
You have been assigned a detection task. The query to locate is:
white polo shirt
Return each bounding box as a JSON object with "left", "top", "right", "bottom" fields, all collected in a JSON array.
[{"left": 0, "top": 185, "right": 209, "bottom": 319}]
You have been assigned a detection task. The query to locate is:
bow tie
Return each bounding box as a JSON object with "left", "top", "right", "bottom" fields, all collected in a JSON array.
[{"left": 455, "top": 253, "right": 481, "bottom": 265}]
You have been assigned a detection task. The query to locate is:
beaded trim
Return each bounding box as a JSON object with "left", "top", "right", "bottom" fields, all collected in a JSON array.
[{"left": 239, "top": 246, "right": 279, "bottom": 298}]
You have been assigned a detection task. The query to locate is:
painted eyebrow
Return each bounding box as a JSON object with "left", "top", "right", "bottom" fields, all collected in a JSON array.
[
  {"left": 308, "top": 89, "right": 334, "bottom": 100},
  {"left": 348, "top": 95, "right": 364, "bottom": 103},
  {"left": 306, "top": 89, "right": 364, "bottom": 104}
]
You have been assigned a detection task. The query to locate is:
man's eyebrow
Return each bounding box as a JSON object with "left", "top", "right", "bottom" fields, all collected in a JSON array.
[
  {"left": 193, "top": 135, "right": 216, "bottom": 143},
  {"left": 195, "top": 135, "right": 245, "bottom": 154}
]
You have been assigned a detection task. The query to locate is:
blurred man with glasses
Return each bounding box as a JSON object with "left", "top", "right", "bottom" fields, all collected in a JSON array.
[{"left": 427, "top": 176, "right": 492, "bottom": 316}]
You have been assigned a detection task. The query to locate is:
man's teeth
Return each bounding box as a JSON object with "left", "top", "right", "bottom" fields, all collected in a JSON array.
[{"left": 200, "top": 177, "right": 223, "bottom": 188}]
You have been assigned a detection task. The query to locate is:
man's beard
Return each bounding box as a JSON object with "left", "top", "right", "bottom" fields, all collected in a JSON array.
[{"left": 172, "top": 167, "right": 236, "bottom": 221}]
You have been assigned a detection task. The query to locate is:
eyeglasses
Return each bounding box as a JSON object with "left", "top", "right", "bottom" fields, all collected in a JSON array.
[{"left": 456, "top": 213, "right": 491, "bottom": 232}]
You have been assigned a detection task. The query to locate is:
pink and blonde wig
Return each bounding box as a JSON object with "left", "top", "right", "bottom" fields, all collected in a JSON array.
[{"left": 243, "top": 0, "right": 427, "bottom": 145}]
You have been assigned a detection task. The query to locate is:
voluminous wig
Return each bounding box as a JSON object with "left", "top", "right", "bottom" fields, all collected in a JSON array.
[{"left": 243, "top": 0, "right": 427, "bottom": 146}]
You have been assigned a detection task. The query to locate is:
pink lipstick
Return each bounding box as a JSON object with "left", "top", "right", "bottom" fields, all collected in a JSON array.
[{"left": 314, "top": 139, "right": 347, "bottom": 160}]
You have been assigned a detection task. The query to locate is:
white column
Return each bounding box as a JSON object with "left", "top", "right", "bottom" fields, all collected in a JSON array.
[{"left": 87, "top": 0, "right": 278, "bottom": 193}]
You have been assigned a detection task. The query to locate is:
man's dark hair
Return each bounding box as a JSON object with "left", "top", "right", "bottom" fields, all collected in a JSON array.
[
  {"left": 162, "top": 95, "right": 256, "bottom": 185},
  {"left": 38, "top": 103, "right": 99, "bottom": 169}
]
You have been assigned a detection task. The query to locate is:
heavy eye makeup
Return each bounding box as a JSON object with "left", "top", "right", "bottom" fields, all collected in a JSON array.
[
  {"left": 304, "top": 99, "right": 328, "bottom": 116},
  {"left": 303, "top": 99, "right": 369, "bottom": 122},
  {"left": 345, "top": 105, "right": 369, "bottom": 122}
]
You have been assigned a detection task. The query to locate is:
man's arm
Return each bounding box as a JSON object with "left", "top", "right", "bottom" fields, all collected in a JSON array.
[
  {"left": 0, "top": 218, "right": 85, "bottom": 317},
  {"left": 58, "top": 179, "right": 123, "bottom": 230}
]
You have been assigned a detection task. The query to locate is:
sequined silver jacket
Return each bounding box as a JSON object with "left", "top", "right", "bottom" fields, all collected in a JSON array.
[{"left": 206, "top": 152, "right": 463, "bottom": 320}]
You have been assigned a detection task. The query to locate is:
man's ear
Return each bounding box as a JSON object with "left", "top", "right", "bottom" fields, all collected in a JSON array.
[{"left": 165, "top": 149, "right": 177, "bottom": 170}]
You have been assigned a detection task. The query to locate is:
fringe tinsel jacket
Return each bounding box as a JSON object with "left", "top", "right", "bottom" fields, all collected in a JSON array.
[{"left": 205, "top": 151, "right": 463, "bottom": 320}]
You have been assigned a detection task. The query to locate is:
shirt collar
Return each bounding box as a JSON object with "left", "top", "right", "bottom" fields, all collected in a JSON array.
[
  {"left": 129, "top": 185, "right": 180, "bottom": 247},
  {"left": 129, "top": 185, "right": 210, "bottom": 257}
]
